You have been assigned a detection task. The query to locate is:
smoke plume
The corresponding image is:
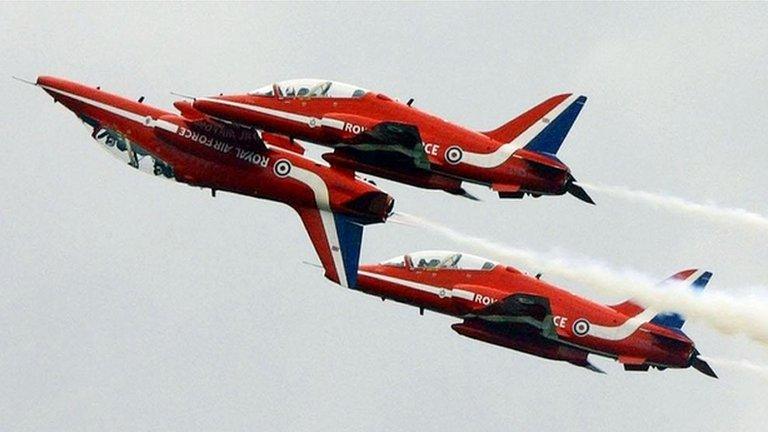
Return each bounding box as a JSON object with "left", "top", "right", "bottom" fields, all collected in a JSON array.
[
  {"left": 699, "top": 356, "right": 768, "bottom": 382},
  {"left": 579, "top": 182, "right": 768, "bottom": 233}
]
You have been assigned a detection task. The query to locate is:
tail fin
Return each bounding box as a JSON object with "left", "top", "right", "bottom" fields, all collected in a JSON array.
[
  {"left": 650, "top": 269, "right": 712, "bottom": 330},
  {"left": 609, "top": 269, "right": 713, "bottom": 325},
  {"left": 481, "top": 93, "right": 587, "bottom": 155},
  {"left": 296, "top": 207, "right": 364, "bottom": 289}
]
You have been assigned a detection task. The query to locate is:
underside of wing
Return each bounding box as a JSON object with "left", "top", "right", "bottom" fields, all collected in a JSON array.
[
  {"left": 173, "top": 100, "right": 267, "bottom": 151},
  {"left": 335, "top": 121, "right": 431, "bottom": 170},
  {"left": 464, "top": 293, "right": 559, "bottom": 338},
  {"left": 295, "top": 206, "right": 363, "bottom": 289},
  {"left": 454, "top": 293, "right": 604, "bottom": 373}
]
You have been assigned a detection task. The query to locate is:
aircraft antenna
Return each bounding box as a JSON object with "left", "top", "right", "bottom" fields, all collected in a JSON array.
[
  {"left": 170, "top": 91, "right": 196, "bottom": 100},
  {"left": 12, "top": 76, "right": 37, "bottom": 86}
]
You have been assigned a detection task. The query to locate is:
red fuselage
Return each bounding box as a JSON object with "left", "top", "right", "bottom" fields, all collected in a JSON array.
[
  {"left": 355, "top": 253, "right": 697, "bottom": 372},
  {"left": 36, "top": 76, "right": 394, "bottom": 224},
  {"left": 192, "top": 85, "right": 578, "bottom": 199}
]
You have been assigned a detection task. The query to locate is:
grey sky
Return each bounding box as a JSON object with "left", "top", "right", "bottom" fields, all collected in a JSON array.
[{"left": 2, "top": 3, "right": 767, "bottom": 431}]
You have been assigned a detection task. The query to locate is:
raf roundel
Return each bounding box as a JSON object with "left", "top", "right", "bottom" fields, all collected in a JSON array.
[
  {"left": 445, "top": 146, "right": 463, "bottom": 165},
  {"left": 273, "top": 159, "right": 292, "bottom": 178},
  {"left": 572, "top": 319, "right": 591, "bottom": 337}
]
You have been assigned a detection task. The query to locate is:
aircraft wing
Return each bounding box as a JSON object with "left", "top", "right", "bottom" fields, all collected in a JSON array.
[
  {"left": 188, "top": 117, "right": 267, "bottom": 152},
  {"left": 295, "top": 206, "right": 363, "bottom": 289},
  {"left": 454, "top": 292, "right": 604, "bottom": 373},
  {"left": 334, "top": 121, "right": 431, "bottom": 170},
  {"left": 173, "top": 100, "right": 267, "bottom": 151},
  {"left": 463, "top": 293, "right": 559, "bottom": 339}
]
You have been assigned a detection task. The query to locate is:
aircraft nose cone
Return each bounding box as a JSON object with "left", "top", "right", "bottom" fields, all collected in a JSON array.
[
  {"left": 36, "top": 75, "right": 69, "bottom": 95},
  {"left": 34, "top": 75, "right": 97, "bottom": 115},
  {"left": 36, "top": 75, "right": 54, "bottom": 87}
]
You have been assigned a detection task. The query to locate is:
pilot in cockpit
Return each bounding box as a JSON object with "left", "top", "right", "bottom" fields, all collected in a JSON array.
[{"left": 418, "top": 258, "right": 442, "bottom": 268}]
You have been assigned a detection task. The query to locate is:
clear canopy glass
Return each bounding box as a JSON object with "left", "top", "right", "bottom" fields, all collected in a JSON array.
[
  {"left": 381, "top": 250, "right": 497, "bottom": 271},
  {"left": 249, "top": 79, "right": 368, "bottom": 99}
]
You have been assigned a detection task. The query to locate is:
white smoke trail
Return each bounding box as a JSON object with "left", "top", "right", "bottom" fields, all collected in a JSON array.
[
  {"left": 699, "top": 356, "right": 768, "bottom": 382},
  {"left": 391, "top": 211, "right": 768, "bottom": 345},
  {"left": 579, "top": 182, "right": 768, "bottom": 233}
]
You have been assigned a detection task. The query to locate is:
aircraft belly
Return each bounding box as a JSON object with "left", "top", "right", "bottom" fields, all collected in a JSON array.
[{"left": 451, "top": 322, "right": 596, "bottom": 367}]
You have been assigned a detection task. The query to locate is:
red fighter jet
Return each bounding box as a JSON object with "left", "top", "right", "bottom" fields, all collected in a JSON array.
[
  {"left": 191, "top": 79, "right": 594, "bottom": 203},
  {"left": 30, "top": 76, "right": 395, "bottom": 289},
  {"left": 337, "top": 250, "right": 717, "bottom": 377}
]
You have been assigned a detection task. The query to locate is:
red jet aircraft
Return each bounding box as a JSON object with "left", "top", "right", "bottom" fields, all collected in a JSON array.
[
  {"left": 342, "top": 250, "right": 716, "bottom": 377},
  {"left": 31, "top": 76, "right": 395, "bottom": 289},
  {"left": 191, "top": 79, "right": 594, "bottom": 203}
]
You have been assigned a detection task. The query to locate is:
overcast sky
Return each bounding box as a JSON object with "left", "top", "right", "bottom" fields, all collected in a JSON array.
[{"left": 2, "top": 3, "right": 767, "bottom": 431}]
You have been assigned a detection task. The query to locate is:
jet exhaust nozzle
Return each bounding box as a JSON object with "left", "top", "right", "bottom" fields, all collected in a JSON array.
[{"left": 344, "top": 191, "right": 395, "bottom": 224}]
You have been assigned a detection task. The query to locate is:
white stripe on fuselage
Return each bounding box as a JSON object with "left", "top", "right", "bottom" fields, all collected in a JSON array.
[
  {"left": 358, "top": 271, "right": 476, "bottom": 301},
  {"left": 460, "top": 94, "right": 580, "bottom": 168},
  {"left": 154, "top": 119, "right": 179, "bottom": 134},
  {"left": 586, "top": 308, "right": 657, "bottom": 341}
]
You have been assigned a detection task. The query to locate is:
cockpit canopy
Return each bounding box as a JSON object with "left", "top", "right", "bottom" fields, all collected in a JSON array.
[
  {"left": 381, "top": 250, "right": 498, "bottom": 271},
  {"left": 250, "top": 79, "right": 368, "bottom": 99}
]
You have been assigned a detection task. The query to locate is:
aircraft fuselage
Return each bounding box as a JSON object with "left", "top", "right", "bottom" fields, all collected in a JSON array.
[{"left": 355, "top": 258, "right": 697, "bottom": 373}]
